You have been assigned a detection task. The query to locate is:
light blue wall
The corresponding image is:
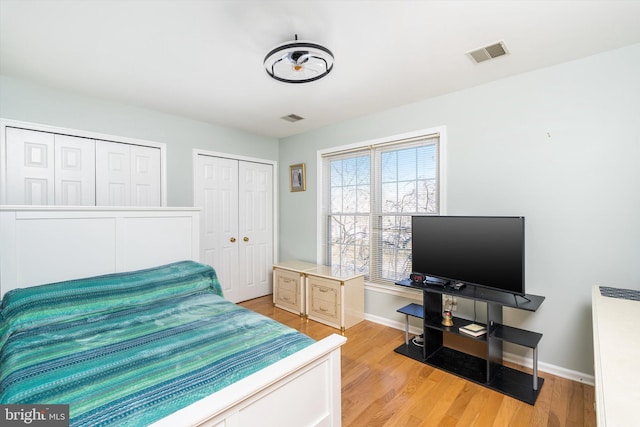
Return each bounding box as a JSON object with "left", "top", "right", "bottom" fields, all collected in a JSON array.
[
  {"left": 278, "top": 43, "right": 640, "bottom": 375},
  {"left": 0, "top": 75, "right": 279, "bottom": 206},
  {"left": 2, "top": 43, "right": 638, "bottom": 376}
]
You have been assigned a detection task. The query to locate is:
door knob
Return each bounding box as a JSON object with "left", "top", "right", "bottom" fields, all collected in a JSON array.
[
  {"left": 230, "top": 237, "right": 236, "bottom": 243},
  {"left": 243, "top": 237, "right": 249, "bottom": 242}
]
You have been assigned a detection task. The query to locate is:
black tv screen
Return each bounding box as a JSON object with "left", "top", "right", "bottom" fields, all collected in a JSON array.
[{"left": 411, "top": 216, "right": 525, "bottom": 295}]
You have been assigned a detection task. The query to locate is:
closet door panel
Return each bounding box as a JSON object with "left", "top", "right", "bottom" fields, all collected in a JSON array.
[
  {"left": 194, "top": 154, "right": 239, "bottom": 301},
  {"left": 130, "top": 145, "right": 161, "bottom": 206},
  {"left": 54, "top": 135, "right": 95, "bottom": 206},
  {"left": 6, "top": 127, "right": 54, "bottom": 205},
  {"left": 3, "top": 121, "right": 165, "bottom": 207},
  {"left": 96, "top": 141, "right": 131, "bottom": 206},
  {"left": 237, "top": 161, "right": 273, "bottom": 302}
]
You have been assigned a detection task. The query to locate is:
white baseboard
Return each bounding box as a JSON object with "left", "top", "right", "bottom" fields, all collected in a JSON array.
[
  {"left": 502, "top": 352, "right": 595, "bottom": 385},
  {"left": 366, "top": 312, "right": 415, "bottom": 333},
  {"left": 364, "top": 312, "right": 595, "bottom": 386}
]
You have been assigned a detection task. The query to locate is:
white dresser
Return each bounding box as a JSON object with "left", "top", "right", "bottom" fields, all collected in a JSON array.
[
  {"left": 305, "top": 265, "right": 365, "bottom": 331},
  {"left": 592, "top": 286, "right": 640, "bottom": 426},
  {"left": 273, "top": 261, "right": 365, "bottom": 331},
  {"left": 272, "top": 260, "right": 320, "bottom": 316}
]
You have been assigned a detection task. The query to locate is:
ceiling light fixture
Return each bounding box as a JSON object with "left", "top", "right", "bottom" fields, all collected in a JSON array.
[{"left": 264, "top": 34, "right": 334, "bottom": 84}]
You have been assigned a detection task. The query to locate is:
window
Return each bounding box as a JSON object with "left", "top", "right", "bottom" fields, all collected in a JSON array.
[{"left": 321, "top": 131, "right": 442, "bottom": 285}]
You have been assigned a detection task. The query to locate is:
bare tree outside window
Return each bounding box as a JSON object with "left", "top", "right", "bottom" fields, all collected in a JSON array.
[{"left": 324, "top": 138, "right": 439, "bottom": 285}]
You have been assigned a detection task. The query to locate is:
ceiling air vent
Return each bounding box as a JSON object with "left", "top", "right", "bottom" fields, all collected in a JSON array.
[
  {"left": 467, "top": 41, "right": 509, "bottom": 64},
  {"left": 281, "top": 114, "right": 305, "bottom": 122}
]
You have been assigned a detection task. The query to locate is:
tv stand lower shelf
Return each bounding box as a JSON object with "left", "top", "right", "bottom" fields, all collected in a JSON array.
[
  {"left": 394, "top": 343, "right": 544, "bottom": 404},
  {"left": 395, "top": 300, "right": 544, "bottom": 405}
]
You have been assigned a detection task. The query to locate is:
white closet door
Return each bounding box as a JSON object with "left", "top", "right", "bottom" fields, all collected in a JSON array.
[
  {"left": 130, "top": 145, "right": 161, "bottom": 206},
  {"left": 96, "top": 141, "right": 131, "bottom": 206},
  {"left": 6, "top": 127, "right": 54, "bottom": 205},
  {"left": 194, "top": 154, "right": 240, "bottom": 301},
  {"left": 237, "top": 161, "right": 273, "bottom": 302},
  {"left": 2, "top": 121, "right": 165, "bottom": 207},
  {"left": 54, "top": 135, "right": 95, "bottom": 206}
]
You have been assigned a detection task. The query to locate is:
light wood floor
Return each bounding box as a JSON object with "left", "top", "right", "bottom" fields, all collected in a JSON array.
[{"left": 240, "top": 295, "right": 596, "bottom": 427}]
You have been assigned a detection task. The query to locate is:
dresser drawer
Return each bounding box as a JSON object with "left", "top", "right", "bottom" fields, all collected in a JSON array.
[
  {"left": 273, "top": 267, "right": 303, "bottom": 314},
  {"left": 275, "top": 287, "right": 297, "bottom": 307},
  {"left": 277, "top": 273, "right": 298, "bottom": 293},
  {"left": 308, "top": 278, "right": 340, "bottom": 325}
]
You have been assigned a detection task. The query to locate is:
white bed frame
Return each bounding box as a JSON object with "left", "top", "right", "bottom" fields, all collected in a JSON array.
[{"left": 0, "top": 206, "right": 346, "bottom": 427}]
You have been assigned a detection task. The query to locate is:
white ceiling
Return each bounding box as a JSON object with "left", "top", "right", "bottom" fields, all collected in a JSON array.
[{"left": 1, "top": 0, "right": 640, "bottom": 139}]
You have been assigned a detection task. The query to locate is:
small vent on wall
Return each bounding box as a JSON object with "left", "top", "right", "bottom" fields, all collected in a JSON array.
[
  {"left": 281, "top": 114, "right": 305, "bottom": 122},
  {"left": 467, "top": 41, "right": 509, "bottom": 64}
]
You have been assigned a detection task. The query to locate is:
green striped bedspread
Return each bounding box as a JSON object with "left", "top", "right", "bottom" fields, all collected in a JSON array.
[{"left": 0, "top": 261, "right": 314, "bottom": 426}]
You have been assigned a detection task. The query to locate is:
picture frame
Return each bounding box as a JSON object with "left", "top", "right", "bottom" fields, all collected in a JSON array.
[{"left": 289, "top": 163, "right": 306, "bottom": 192}]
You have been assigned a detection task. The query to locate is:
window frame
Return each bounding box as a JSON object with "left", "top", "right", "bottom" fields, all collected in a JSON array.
[{"left": 316, "top": 126, "right": 447, "bottom": 287}]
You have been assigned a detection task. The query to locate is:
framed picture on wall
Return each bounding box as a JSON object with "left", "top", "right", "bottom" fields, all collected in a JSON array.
[{"left": 289, "top": 163, "right": 306, "bottom": 192}]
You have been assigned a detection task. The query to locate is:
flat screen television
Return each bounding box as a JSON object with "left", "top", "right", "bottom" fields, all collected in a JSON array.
[{"left": 411, "top": 216, "right": 525, "bottom": 295}]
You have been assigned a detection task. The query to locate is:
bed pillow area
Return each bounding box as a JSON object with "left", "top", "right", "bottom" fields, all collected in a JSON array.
[{"left": 0, "top": 260, "right": 222, "bottom": 348}]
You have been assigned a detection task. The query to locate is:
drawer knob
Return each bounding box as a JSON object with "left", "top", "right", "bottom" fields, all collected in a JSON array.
[
  {"left": 243, "top": 236, "right": 249, "bottom": 242},
  {"left": 230, "top": 237, "right": 236, "bottom": 243}
]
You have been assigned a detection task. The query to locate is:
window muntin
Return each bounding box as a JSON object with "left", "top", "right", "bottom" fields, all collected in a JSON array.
[{"left": 323, "top": 134, "right": 440, "bottom": 285}]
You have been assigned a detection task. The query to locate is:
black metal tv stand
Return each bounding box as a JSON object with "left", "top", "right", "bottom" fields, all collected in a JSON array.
[{"left": 394, "top": 280, "right": 545, "bottom": 405}]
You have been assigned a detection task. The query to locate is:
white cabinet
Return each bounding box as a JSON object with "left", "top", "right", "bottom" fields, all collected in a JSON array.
[
  {"left": 194, "top": 153, "right": 273, "bottom": 303},
  {"left": 306, "top": 266, "right": 365, "bottom": 331},
  {"left": 592, "top": 286, "right": 640, "bottom": 427},
  {"left": 273, "top": 260, "right": 319, "bottom": 315},
  {"left": 273, "top": 261, "right": 365, "bottom": 331},
  {"left": 2, "top": 120, "right": 164, "bottom": 207},
  {"left": 308, "top": 276, "right": 341, "bottom": 324}
]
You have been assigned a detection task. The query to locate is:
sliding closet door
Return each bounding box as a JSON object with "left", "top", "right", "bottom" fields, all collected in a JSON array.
[
  {"left": 2, "top": 120, "right": 166, "bottom": 207},
  {"left": 194, "top": 153, "right": 273, "bottom": 303},
  {"left": 95, "top": 141, "right": 161, "bottom": 206},
  {"left": 5, "top": 128, "right": 55, "bottom": 205},
  {"left": 96, "top": 141, "right": 131, "bottom": 206},
  {"left": 6, "top": 129, "right": 96, "bottom": 206},
  {"left": 54, "top": 134, "right": 96, "bottom": 205},
  {"left": 130, "top": 145, "right": 161, "bottom": 206}
]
